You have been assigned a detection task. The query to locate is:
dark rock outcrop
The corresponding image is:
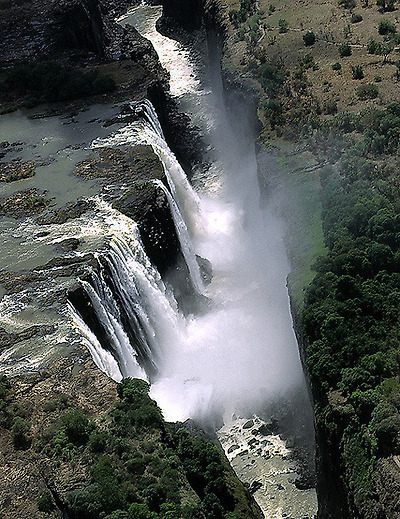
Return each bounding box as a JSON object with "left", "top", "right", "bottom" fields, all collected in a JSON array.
[
  {"left": 51, "top": 0, "right": 107, "bottom": 56},
  {"left": 113, "top": 181, "right": 180, "bottom": 275},
  {"left": 159, "top": 0, "right": 204, "bottom": 32}
]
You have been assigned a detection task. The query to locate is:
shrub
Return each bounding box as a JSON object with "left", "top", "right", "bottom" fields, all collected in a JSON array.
[
  {"left": 278, "top": 19, "right": 289, "bottom": 33},
  {"left": 351, "top": 13, "right": 363, "bottom": 23},
  {"left": 357, "top": 84, "right": 379, "bottom": 100},
  {"left": 0, "top": 375, "right": 10, "bottom": 401},
  {"left": 332, "top": 62, "right": 342, "bottom": 71},
  {"left": 377, "top": 0, "right": 396, "bottom": 11},
  {"left": 260, "top": 61, "right": 286, "bottom": 95},
  {"left": 323, "top": 100, "right": 338, "bottom": 115},
  {"left": 88, "top": 431, "right": 108, "bottom": 453},
  {"left": 11, "top": 417, "right": 30, "bottom": 450},
  {"left": 303, "top": 31, "right": 316, "bottom": 46},
  {"left": 367, "top": 39, "right": 382, "bottom": 54},
  {"left": 128, "top": 502, "right": 156, "bottom": 518},
  {"left": 351, "top": 65, "right": 364, "bottom": 79},
  {"left": 338, "top": 0, "right": 356, "bottom": 7},
  {"left": 338, "top": 42, "right": 352, "bottom": 57},
  {"left": 268, "top": 4, "right": 276, "bottom": 14},
  {"left": 37, "top": 491, "right": 55, "bottom": 512},
  {"left": 61, "top": 409, "right": 91, "bottom": 444},
  {"left": 378, "top": 19, "right": 396, "bottom": 35}
]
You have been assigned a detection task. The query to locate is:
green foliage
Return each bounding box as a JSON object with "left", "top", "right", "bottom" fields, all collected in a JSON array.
[
  {"left": 357, "top": 84, "right": 378, "bottom": 100},
  {"left": 37, "top": 374, "right": 256, "bottom": 519},
  {"left": 278, "top": 19, "right": 289, "bottom": 33},
  {"left": 377, "top": 0, "right": 396, "bottom": 11},
  {"left": 323, "top": 100, "right": 338, "bottom": 115},
  {"left": 128, "top": 503, "right": 156, "bottom": 519},
  {"left": 11, "top": 417, "right": 30, "bottom": 450},
  {"left": 303, "top": 31, "right": 316, "bottom": 46},
  {"left": 332, "top": 62, "right": 342, "bottom": 71},
  {"left": 61, "top": 409, "right": 91, "bottom": 444},
  {"left": 351, "top": 65, "right": 364, "bottom": 80},
  {"left": 37, "top": 491, "right": 55, "bottom": 512},
  {"left": 0, "top": 59, "right": 116, "bottom": 108},
  {"left": 338, "top": 42, "right": 352, "bottom": 57},
  {"left": 302, "top": 97, "right": 400, "bottom": 513},
  {"left": 378, "top": 19, "right": 396, "bottom": 35},
  {"left": 0, "top": 375, "right": 10, "bottom": 401},
  {"left": 260, "top": 60, "right": 286, "bottom": 96},
  {"left": 228, "top": 0, "right": 256, "bottom": 27}
]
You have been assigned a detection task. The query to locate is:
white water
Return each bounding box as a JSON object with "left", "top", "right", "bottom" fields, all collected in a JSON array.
[
  {"left": 69, "top": 303, "right": 123, "bottom": 382},
  {"left": 152, "top": 179, "right": 204, "bottom": 293},
  {"left": 117, "top": 5, "right": 200, "bottom": 97}
]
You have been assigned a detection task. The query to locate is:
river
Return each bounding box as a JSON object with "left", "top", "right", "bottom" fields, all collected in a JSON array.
[{"left": 0, "top": 3, "right": 318, "bottom": 517}]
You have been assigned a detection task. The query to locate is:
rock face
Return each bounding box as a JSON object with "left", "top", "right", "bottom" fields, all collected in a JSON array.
[
  {"left": 160, "top": 0, "right": 203, "bottom": 31},
  {"left": 0, "top": 354, "right": 118, "bottom": 519},
  {"left": 113, "top": 181, "right": 180, "bottom": 275},
  {"left": 51, "top": 0, "right": 108, "bottom": 56}
]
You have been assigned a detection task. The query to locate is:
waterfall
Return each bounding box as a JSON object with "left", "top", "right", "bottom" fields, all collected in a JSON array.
[
  {"left": 92, "top": 100, "right": 204, "bottom": 237},
  {"left": 69, "top": 210, "right": 184, "bottom": 381},
  {"left": 68, "top": 302, "right": 123, "bottom": 382},
  {"left": 152, "top": 179, "right": 204, "bottom": 293}
]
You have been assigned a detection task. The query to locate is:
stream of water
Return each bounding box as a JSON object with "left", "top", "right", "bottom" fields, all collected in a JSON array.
[{"left": 0, "top": 4, "right": 318, "bottom": 517}]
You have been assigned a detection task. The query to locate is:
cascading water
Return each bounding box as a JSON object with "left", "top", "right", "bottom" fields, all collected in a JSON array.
[
  {"left": 69, "top": 201, "right": 185, "bottom": 382},
  {"left": 92, "top": 4, "right": 317, "bottom": 518},
  {"left": 152, "top": 179, "right": 204, "bottom": 293}
]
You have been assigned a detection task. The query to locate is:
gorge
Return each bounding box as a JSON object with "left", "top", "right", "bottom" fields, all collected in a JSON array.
[{"left": 3, "top": 0, "right": 400, "bottom": 517}]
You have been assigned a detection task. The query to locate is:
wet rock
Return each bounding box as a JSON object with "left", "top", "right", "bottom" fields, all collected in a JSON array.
[
  {"left": 0, "top": 271, "right": 44, "bottom": 294},
  {"left": 0, "top": 325, "right": 56, "bottom": 351},
  {"left": 0, "top": 160, "right": 36, "bottom": 182},
  {"left": 257, "top": 420, "right": 279, "bottom": 436},
  {"left": 196, "top": 255, "right": 212, "bottom": 285},
  {"left": 248, "top": 480, "right": 262, "bottom": 494},
  {"left": 56, "top": 238, "right": 81, "bottom": 252},
  {"left": 0, "top": 189, "right": 49, "bottom": 219},
  {"left": 243, "top": 419, "right": 254, "bottom": 429},
  {"left": 113, "top": 181, "right": 180, "bottom": 275},
  {"left": 37, "top": 200, "right": 95, "bottom": 225}
]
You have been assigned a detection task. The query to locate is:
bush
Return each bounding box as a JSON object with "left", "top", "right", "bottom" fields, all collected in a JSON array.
[
  {"left": 128, "top": 502, "right": 156, "bottom": 519},
  {"left": 332, "top": 62, "right": 342, "bottom": 71},
  {"left": 351, "top": 13, "right": 363, "bottom": 23},
  {"left": 338, "top": 0, "right": 356, "bottom": 7},
  {"left": 11, "top": 417, "right": 30, "bottom": 450},
  {"left": 37, "top": 491, "right": 55, "bottom": 512},
  {"left": 377, "top": 0, "right": 396, "bottom": 11},
  {"left": 61, "top": 409, "right": 91, "bottom": 444},
  {"left": 338, "top": 42, "right": 352, "bottom": 57},
  {"left": 367, "top": 39, "right": 382, "bottom": 54},
  {"left": 323, "top": 100, "right": 338, "bottom": 115},
  {"left": 303, "top": 31, "right": 316, "bottom": 46},
  {"left": 357, "top": 84, "right": 379, "bottom": 100},
  {"left": 0, "top": 60, "right": 116, "bottom": 108},
  {"left": 0, "top": 375, "right": 10, "bottom": 400},
  {"left": 378, "top": 19, "right": 397, "bottom": 35},
  {"left": 278, "top": 19, "right": 289, "bottom": 33},
  {"left": 351, "top": 65, "right": 364, "bottom": 79},
  {"left": 260, "top": 61, "right": 286, "bottom": 96}
]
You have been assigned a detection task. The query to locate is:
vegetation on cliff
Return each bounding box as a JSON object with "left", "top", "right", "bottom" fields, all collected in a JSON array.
[
  {"left": 0, "top": 370, "right": 259, "bottom": 519},
  {"left": 218, "top": 0, "right": 400, "bottom": 516},
  {"left": 0, "top": 59, "right": 116, "bottom": 113}
]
